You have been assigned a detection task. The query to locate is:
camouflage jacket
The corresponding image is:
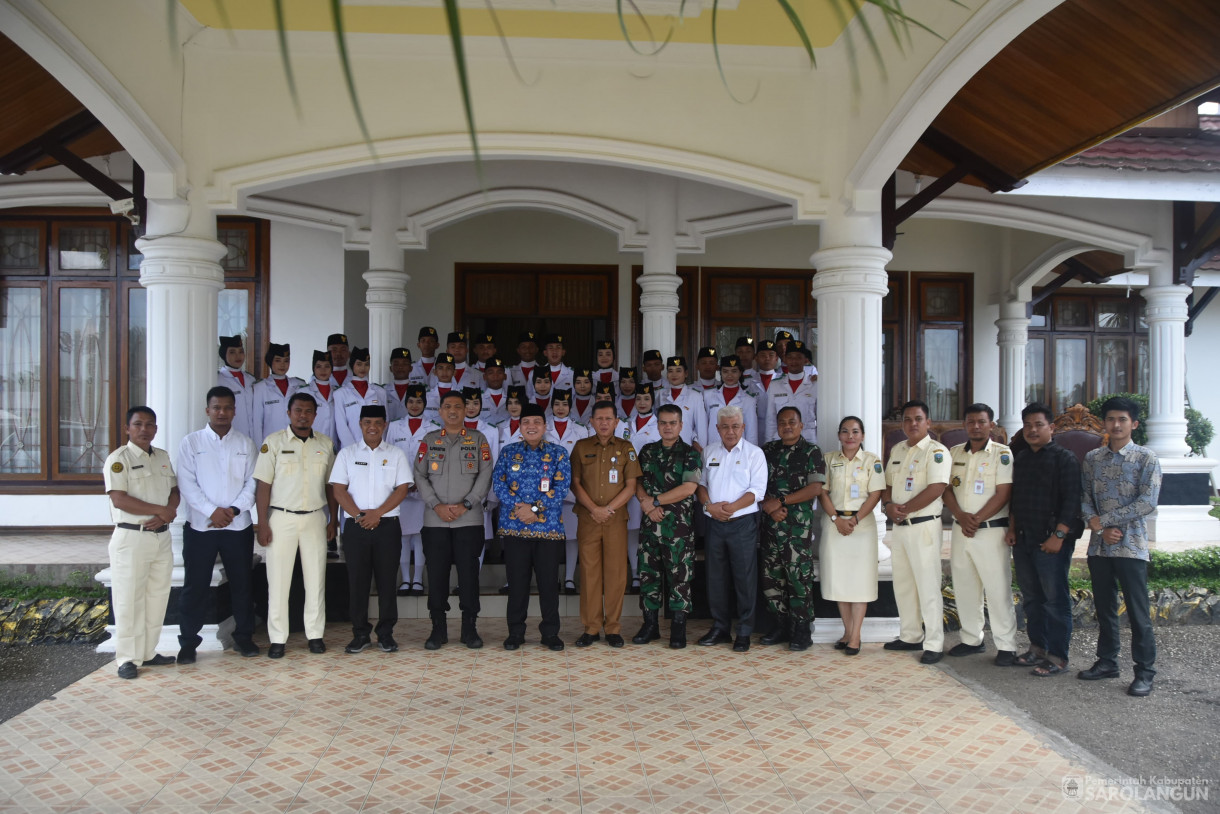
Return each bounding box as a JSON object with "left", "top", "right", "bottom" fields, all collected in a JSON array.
[{"left": 761, "top": 437, "right": 827, "bottom": 528}]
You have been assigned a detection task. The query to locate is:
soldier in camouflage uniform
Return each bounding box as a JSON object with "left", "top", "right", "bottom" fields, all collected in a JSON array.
[
  {"left": 632, "top": 403, "right": 703, "bottom": 649},
  {"left": 759, "top": 405, "right": 826, "bottom": 651}
]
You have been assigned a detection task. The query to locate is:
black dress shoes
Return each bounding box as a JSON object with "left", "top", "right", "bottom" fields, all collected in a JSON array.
[
  {"left": 503, "top": 635, "right": 525, "bottom": 651},
  {"left": 234, "top": 638, "right": 261, "bottom": 657},
  {"left": 268, "top": 643, "right": 286, "bottom": 659},
  {"left": 379, "top": 636, "right": 399, "bottom": 653},
  {"left": 732, "top": 636, "right": 751, "bottom": 653},
  {"left": 1078, "top": 660, "right": 1120, "bottom": 680},
  {"left": 1127, "top": 675, "right": 1154, "bottom": 697},
  {"left": 698, "top": 628, "right": 732, "bottom": 647},
  {"left": 574, "top": 633, "right": 600, "bottom": 647},
  {"left": 948, "top": 642, "right": 986, "bottom": 657},
  {"left": 884, "top": 638, "right": 923, "bottom": 651},
  {"left": 308, "top": 639, "right": 326, "bottom": 654},
  {"left": 142, "top": 654, "right": 176, "bottom": 667},
  {"left": 993, "top": 650, "right": 1016, "bottom": 667},
  {"left": 605, "top": 634, "right": 625, "bottom": 648},
  {"left": 117, "top": 661, "right": 138, "bottom": 679},
  {"left": 920, "top": 650, "right": 944, "bottom": 664},
  {"left": 176, "top": 647, "right": 197, "bottom": 665},
  {"left": 542, "top": 635, "right": 565, "bottom": 651},
  {"left": 345, "top": 636, "right": 371, "bottom": 654}
]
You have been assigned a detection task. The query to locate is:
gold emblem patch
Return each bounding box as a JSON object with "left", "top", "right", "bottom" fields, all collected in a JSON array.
[
  {"left": 260, "top": 443, "right": 269, "bottom": 453},
  {"left": 111, "top": 462, "right": 124, "bottom": 473}
]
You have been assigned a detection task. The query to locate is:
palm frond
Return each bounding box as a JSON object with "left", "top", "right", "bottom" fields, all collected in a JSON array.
[
  {"left": 616, "top": 0, "right": 673, "bottom": 57},
  {"left": 443, "top": 0, "right": 482, "bottom": 179},
  {"left": 273, "top": 0, "right": 303, "bottom": 118},
  {"left": 328, "top": 0, "right": 375, "bottom": 153}
]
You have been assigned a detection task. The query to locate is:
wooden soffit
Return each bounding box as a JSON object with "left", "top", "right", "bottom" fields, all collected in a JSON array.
[{"left": 900, "top": 0, "right": 1220, "bottom": 191}]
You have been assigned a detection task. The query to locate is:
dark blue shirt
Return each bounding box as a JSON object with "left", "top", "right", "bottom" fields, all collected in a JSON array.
[{"left": 493, "top": 440, "right": 571, "bottom": 540}]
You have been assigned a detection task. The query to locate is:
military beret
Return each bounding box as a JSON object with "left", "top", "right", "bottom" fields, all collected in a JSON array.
[
  {"left": 435, "top": 352, "right": 456, "bottom": 365},
  {"left": 667, "top": 356, "right": 687, "bottom": 368},
  {"left": 462, "top": 387, "right": 482, "bottom": 401},
  {"left": 483, "top": 357, "right": 506, "bottom": 370},
  {"left": 327, "top": 333, "right": 348, "bottom": 347},
  {"left": 506, "top": 385, "right": 527, "bottom": 402},
  {"left": 312, "top": 350, "right": 330, "bottom": 365},
  {"left": 619, "top": 367, "right": 637, "bottom": 380},
  {"left": 596, "top": 339, "right": 615, "bottom": 351},
  {"left": 447, "top": 331, "right": 467, "bottom": 345},
  {"left": 637, "top": 382, "right": 654, "bottom": 397},
  {"left": 642, "top": 350, "right": 663, "bottom": 363},
  {"left": 520, "top": 404, "right": 547, "bottom": 420},
  {"left": 390, "top": 347, "right": 411, "bottom": 360},
  {"left": 517, "top": 330, "right": 539, "bottom": 345},
  {"left": 544, "top": 333, "right": 564, "bottom": 346},
  {"left": 349, "top": 346, "right": 370, "bottom": 363},
  {"left": 418, "top": 326, "right": 438, "bottom": 339},
  {"left": 359, "top": 405, "right": 387, "bottom": 420},
  {"left": 720, "top": 354, "right": 741, "bottom": 368},
  {"left": 264, "top": 342, "right": 290, "bottom": 366},
  {"left": 697, "top": 347, "right": 717, "bottom": 360},
  {"left": 735, "top": 336, "right": 754, "bottom": 349},
  {"left": 552, "top": 389, "right": 572, "bottom": 404}
]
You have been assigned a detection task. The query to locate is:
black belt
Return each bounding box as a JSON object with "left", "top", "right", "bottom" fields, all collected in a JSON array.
[
  {"left": 956, "top": 517, "right": 1009, "bottom": 529},
  {"left": 834, "top": 509, "right": 857, "bottom": 517},
  {"left": 897, "top": 515, "right": 937, "bottom": 526},
  {"left": 270, "top": 506, "right": 322, "bottom": 515},
  {"left": 117, "top": 522, "right": 168, "bottom": 533}
]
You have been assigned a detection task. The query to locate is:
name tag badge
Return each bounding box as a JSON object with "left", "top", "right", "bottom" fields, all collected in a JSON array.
[
  {"left": 540, "top": 476, "right": 551, "bottom": 492},
  {"left": 609, "top": 468, "right": 619, "bottom": 484},
  {"left": 905, "top": 477, "right": 914, "bottom": 492},
  {"left": 974, "top": 479, "right": 985, "bottom": 495},
  {"left": 850, "top": 483, "right": 860, "bottom": 499}
]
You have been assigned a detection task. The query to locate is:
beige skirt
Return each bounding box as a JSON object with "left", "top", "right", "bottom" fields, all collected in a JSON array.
[{"left": 818, "top": 511, "right": 879, "bottom": 602}]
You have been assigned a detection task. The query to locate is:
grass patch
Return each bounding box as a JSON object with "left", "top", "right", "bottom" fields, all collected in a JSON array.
[{"left": 0, "top": 571, "right": 107, "bottom": 601}]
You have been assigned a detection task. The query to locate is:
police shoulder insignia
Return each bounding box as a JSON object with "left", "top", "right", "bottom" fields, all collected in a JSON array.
[
  {"left": 111, "top": 461, "right": 124, "bottom": 473},
  {"left": 874, "top": 462, "right": 883, "bottom": 473},
  {"left": 933, "top": 452, "right": 944, "bottom": 463},
  {"left": 260, "top": 443, "right": 269, "bottom": 453},
  {"left": 628, "top": 450, "right": 637, "bottom": 461},
  {"left": 1000, "top": 453, "right": 1011, "bottom": 465}
]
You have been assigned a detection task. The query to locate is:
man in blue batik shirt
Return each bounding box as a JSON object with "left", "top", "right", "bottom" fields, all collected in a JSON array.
[
  {"left": 494, "top": 403, "right": 571, "bottom": 652},
  {"left": 1079, "top": 396, "right": 1163, "bottom": 697}
]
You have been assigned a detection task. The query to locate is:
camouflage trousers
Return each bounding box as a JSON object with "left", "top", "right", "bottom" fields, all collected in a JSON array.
[
  {"left": 638, "top": 511, "right": 695, "bottom": 613},
  {"left": 761, "top": 519, "right": 815, "bottom": 621}
]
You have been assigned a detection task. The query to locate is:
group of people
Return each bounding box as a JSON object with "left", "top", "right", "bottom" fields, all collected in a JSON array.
[{"left": 103, "top": 329, "right": 1162, "bottom": 697}]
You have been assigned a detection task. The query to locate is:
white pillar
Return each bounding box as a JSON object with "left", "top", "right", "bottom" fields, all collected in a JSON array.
[
  {"left": 1143, "top": 271, "right": 1191, "bottom": 458},
  {"left": 995, "top": 298, "right": 1030, "bottom": 441},
  {"left": 365, "top": 173, "right": 408, "bottom": 378},
  {"left": 638, "top": 177, "right": 681, "bottom": 354}
]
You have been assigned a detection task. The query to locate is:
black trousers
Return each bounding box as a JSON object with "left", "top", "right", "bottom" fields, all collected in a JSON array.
[
  {"left": 1088, "top": 555, "right": 1156, "bottom": 678},
  {"left": 344, "top": 517, "right": 402, "bottom": 640},
  {"left": 180, "top": 523, "right": 255, "bottom": 647},
  {"left": 422, "top": 525, "right": 484, "bottom": 617},
  {"left": 504, "top": 535, "right": 562, "bottom": 639}
]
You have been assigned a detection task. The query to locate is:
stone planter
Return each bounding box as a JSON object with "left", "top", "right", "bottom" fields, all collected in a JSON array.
[{"left": 0, "top": 597, "right": 110, "bottom": 645}]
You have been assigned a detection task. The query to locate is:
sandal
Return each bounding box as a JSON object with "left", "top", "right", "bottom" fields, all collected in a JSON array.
[
  {"left": 1013, "top": 650, "right": 1040, "bottom": 667},
  {"left": 1032, "top": 660, "right": 1069, "bottom": 677}
]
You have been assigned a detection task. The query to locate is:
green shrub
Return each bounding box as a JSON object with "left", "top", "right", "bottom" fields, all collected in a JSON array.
[
  {"left": 0, "top": 574, "right": 107, "bottom": 601},
  {"left": 1086, "top": 393, "right": 1214, "bottom": 455}
]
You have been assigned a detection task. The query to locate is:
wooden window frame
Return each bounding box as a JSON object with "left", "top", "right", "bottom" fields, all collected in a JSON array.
[
  {"left": 50, "top": 220, "right": 117, "bottom": 278},
  {"left": 0, "top": 220, "right": 49, "bottom": 277}
]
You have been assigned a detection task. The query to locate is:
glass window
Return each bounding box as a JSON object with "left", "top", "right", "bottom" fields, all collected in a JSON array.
[
  {"left": 762, "top": 281, "right": 803, "bottom": 316},
  {"left": 128, "top": 287, "right": 147, "bottom": 408},
  {"left": 922, "top": 328, "right": 960, "bottom": 420},
  {"left": 882, "top": 328, "right": 895, "bottom": 417},
  {"left": 218, "top": 227, "right": 251, "bottom": 272},
  {"left": 218, "top": 288, "right": 249, "bottom": 344},
  {"left": 922, "top": 283, "right": 962, "bottom": 319},
  {"left": 58, "top": 227, "right": 111, "bottom": 271},
  {"left": 1026, "top": 337, "right": 1045, "bottom": 405},
  {"left": 57, "top": 287, "right": 111, "bottom": 475},
  {"left": 1096, "top": 300, "right": 1131, "bottom": 330},
  {"left": 1, "top": 227, "right": 43, "bottom": 272},
  {"left": 713, "top": 325, "right": 750, "bottom": 358},
  {"left": 1136, "top": 337, "right": 1149, "bottom": 396},
  {"left": 1095, "top": 337, "right": 1129, "bottom": 396},
  {"left": 1053, "top": 337, "right": 1088, "bottom": 413},
  {"left": 0, "top": 287, "right": 43, "bottom": 475},
  {"left": 713, "top": 281, "right": 753, "bottom": 315}
]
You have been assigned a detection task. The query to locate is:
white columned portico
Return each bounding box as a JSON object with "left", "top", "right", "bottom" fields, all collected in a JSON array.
[
  {"left": 995, "top": 298, "right": 1031, "bottom": 440},
  {"left": 1142, "top": 269, "right": 1191, "bottom": 458},
  {"left": 638, "top": 177, "right": 681, "bottom": 354},
  {"left": 364, "top": 174, "right": 408, "bottom": 378}
]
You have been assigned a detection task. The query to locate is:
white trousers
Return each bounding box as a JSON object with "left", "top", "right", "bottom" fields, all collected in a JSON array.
[
  {"left": 399, "top": 532, "right": 425, "bottom": 585},
  {"left": 264, "top": 510, "right": 328, "bottom": 642},
  {"left": 891, "top": 519, "right": 945, "bottom": 652},
  {"left": 949, "top": 525, "right": 1018, "bottom": 652},
  {"left": 108, "top": 527, "right": 173, "bottom": 666}
]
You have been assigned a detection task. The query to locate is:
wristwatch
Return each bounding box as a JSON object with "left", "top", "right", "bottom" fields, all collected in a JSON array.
[
  {"left": 530, "top": 504, "right": 540, "bottom": 514},
  {"left": 831, "top": 515, "right": 839, "bottom": 522},
  {"left": 652, "top": 497, "right": 661, "bottom": 508},
  {"left": 356, "top": 511, "right": 366, "bottom": 519},
  {"left": 780, "top": 495, "right": 787, "bottom": 507},
  {"left": 462, "top": 499, "right": 473, "bottom": 510},
  {"left": 1054, "top": 529, "right": 1066, "bottom": 539}
]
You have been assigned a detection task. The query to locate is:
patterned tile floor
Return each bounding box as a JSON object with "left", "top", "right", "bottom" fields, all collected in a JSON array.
[{"left": 0, "top": 619, "right": 1154, "bottom": 814}]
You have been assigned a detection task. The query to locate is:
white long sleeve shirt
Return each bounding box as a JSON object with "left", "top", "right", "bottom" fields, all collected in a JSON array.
[
  {"left": 176, "top": 426, "right": 258, "bottom": 532},
  {"left": 699, "top": 438, "right": 768, "bottom": 519}
]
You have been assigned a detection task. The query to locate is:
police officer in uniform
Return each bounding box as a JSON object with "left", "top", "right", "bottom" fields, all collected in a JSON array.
[
  {"left": 413, "top": 392, "right": 494, "bottom": 650},
  {"left": 758, "top": 406, "right": 826, "bottom": 651},
  {"left": 253, "top": 393, "right": 338, "bottom": 658},
  {"left": 883, "top": 399, "right": 952, "bottom": 664},
  {"left": 942, "top": 403, "right": 1018, "bottom": 665},
  {"left": 218, "top": 335, "right": 258, "bottom": 441},
  {"left": 570, "top": 403, "right": 642, "bottom": 647},
  {"left": 632, "top": 403, "right": 702, "bottom": 649},
  {"left": 330, "top": 405, "right": 413, "bottom": 654},
  {"left": 104, "top": 406, "right": 181, "bottom": 679}
]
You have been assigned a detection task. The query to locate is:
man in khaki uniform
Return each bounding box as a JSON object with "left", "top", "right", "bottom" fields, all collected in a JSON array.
[
  {"left": 103, "top": 406, "right": 181, "bottom": 679},
  {"left": 570, "top": 402, "right": 642, "bottom": 647},
  {"left": 254, "top": 392, "right": 338, "bottom": 658},
  {"left": 883, "top": 399, "right": 952, "bottom": 664},
  {"left": 943, "top": 403, "right": 1018, "bottom": 665}
]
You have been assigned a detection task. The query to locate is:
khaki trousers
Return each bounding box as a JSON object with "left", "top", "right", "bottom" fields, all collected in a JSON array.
[
  {"left": 577, "top": 516, "right": 629, "bottom": 635},
  {"left": 891, "top": 519, "right": 945, "bottom": 652},
  {"left": 949, "top": 525, "right": 1018, "bottom": 652},
  {"left": 108, "top": 527, "right": 173, "bottom": 666},
  {"left": 264, "top": 510, "right": 328, "bottom": 643}
]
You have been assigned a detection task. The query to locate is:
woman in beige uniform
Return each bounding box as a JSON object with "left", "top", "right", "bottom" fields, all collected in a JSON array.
[{"left": 818, "top": 416, "right": 886, "bottom": 655}]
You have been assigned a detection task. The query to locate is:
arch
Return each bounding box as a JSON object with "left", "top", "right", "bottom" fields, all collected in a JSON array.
[
  {"left": 845, "top": 0, "right": 1061, "bottom": 205},
  {"left": 0, "top": 0, "right": 182, "bottom": 198},
  {"left": 204, "top": 133, "right": 828, "bottom": 223}
]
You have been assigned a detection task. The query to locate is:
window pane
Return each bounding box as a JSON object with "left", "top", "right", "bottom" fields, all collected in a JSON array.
[
  {"left": 127, "top": 230, "right": 143, "bottom": 272},
  {"left": 58, "top": 227, "right": 111, "bottom": 271},
  {"left": 1095, "top": 337, "right": 1129, "bottom": 396},
  {"left": 0, "top": 287, "right": 43, "bottom": 474},
  {"left": 762, "top": 282, "right": 802, "bottom": 315},
  {"left": 1026, "top": 337, "right": 1045, "bottom": 405},
  {"left": 128, "top": 288, "right": 147, "bottom": 407},
  {"left": 1054, "top": 337, "right": 1088, "bottom": 414},
  {"left": 882, "top": 328, "right": 895, "bottom": 417},
  {"left": 806, "top": 326, "right": 818, "bottom": 369},
  {"left": 58, "top": 288, "right": 111, "bottom": 474},
  {"left": 218, "top": 289, "right": 249, "bottom": 346},
  {"left": 1096, "top": 300, "right": 1131, "bottom": 330},
  {"left": 714, "top": 282, "right": 752, "bottom": 314},
  {"left": 218, "top": 227, "right": 251, "bottom": 272},
  {"left": 1136, "top": 337, "right": 1149, "bottom": 396},
  {"left": 922, "top": 284, "right": 961, "bottom": 319},
  {"left": 1, "top": 227, "right": 43, "bottom": 272},
  {"left": 1054, "top": 299, "right": 1090, "bottom": 328},
  {"left": 714, "top": 325, "right": 750, "bottom": 358},
  {"left": 922, "top": 328, "right": 960, "bottom": 420}
]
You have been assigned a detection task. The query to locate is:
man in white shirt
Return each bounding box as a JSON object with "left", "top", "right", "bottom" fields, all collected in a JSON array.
[
  {"left": 330, "top": 405, "right": 413, "bottom": 654},
  {"left": 217, "top": 335, "right": 257, "bottom": 441},
  {"left": 696, "top": 404, "right": 768, "bottom": 652},
  {"left": 176, "top": 386, "right": 260, "bottom": 662}
]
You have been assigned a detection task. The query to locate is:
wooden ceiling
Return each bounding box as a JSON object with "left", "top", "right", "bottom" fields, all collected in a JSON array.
[{"left": 900, "top": 0, "right": 1220, "bottom": 191}]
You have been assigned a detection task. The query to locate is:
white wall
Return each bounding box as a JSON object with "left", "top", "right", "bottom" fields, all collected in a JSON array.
[
  {"left": 1185, "top": 292, "right": 1220, "bottom": 482},
  {"left": 269, "top": 222, "right": 346, "bottom": 380}
]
